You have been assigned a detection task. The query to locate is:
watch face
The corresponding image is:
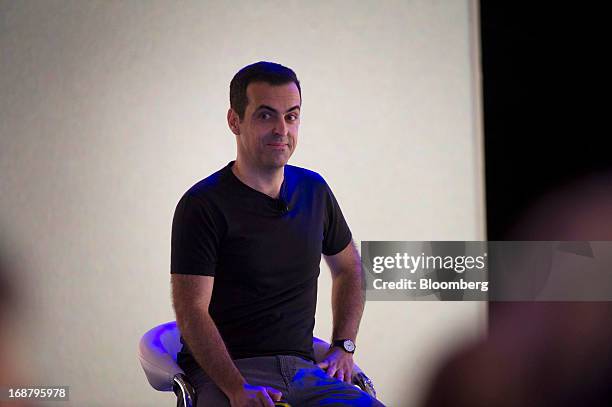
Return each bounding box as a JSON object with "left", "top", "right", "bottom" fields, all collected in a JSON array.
[{"left": 343, "top": 339, "right": 356, "bottom": 352}]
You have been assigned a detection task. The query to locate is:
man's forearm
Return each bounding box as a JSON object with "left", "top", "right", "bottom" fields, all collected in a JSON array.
[
  {"left": 177, "top": 308, "right": 245, "bottom": 398},
  {"left": 331, "top": 259, "right": 365, "bottom": 341}
]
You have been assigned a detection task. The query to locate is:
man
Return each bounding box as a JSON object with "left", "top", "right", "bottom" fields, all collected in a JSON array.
[{"left": 171, "top": 61, "right": 382, "bottom": 406}]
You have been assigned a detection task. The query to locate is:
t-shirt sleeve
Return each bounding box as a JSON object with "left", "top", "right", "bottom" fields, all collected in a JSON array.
[
  {"left": 171, "top": 192, "right": 222, "bottom": 276},
  {"left": 322, "top": 182, "right": 352, "bottom": 256}
]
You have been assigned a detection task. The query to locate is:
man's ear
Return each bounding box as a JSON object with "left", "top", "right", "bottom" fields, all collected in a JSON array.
[{"left": 227, "top": 108, "right": 241, "bottom": 136}]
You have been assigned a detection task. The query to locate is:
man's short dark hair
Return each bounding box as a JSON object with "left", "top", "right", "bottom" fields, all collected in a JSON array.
[{"left": 230, "top": 61, "right": 301, "bottom": 120}]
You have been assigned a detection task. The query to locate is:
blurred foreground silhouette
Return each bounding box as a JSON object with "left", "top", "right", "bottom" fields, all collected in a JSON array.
[
  {"left": 422, "top": 172, "right": 612, "bottom": 407},
  {"left": 0, "top": 240, "right": 34, "bottom": 407}
]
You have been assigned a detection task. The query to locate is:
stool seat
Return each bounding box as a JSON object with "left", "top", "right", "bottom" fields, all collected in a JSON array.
[{"left": 138, "top": 321, "right": 376, "bottom": 406}]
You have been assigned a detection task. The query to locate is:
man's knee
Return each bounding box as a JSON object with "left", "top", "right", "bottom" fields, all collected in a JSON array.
[{"left": 291, "top": 366, "right": 384, "bottom": 406}]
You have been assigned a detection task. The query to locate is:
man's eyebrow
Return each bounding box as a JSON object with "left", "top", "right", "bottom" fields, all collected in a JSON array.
[{"left": 255, "top": 105, "right": 301, "bottom": 114}]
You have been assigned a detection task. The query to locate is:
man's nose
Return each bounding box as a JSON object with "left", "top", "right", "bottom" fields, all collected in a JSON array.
[{"left": 273, "top": 117, "right": 288, "bottom": 136}]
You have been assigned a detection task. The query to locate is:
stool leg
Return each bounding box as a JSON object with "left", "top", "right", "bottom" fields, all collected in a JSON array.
[{"left": 173, "top": 373, "right": 197, "bottom": 407}]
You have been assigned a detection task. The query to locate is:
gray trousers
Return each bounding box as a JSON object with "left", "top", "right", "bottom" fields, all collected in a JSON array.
[{"left": 184, "top": 355, "right": 384, "bottom": 406}]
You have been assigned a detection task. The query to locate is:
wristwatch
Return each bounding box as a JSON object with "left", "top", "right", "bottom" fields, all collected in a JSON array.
[{"left": 331, "top": 339, "right": 356, "bottom": 354}]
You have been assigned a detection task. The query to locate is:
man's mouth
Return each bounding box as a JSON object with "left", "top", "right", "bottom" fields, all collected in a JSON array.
[{"left": 267, "top": 143, "right": 288, "bottom": 149}]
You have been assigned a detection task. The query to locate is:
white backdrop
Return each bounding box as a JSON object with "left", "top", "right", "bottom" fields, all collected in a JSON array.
[{"left": 0, "top": 1, "right": 485, "bottom": 405}]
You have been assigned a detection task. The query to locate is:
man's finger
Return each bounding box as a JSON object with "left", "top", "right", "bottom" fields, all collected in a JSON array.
[
  {"left": 257, "top": 390, "right": 275, "bottom": 407},
  {"left": 327, "top": 365, "right": 338, "bottom": 378},
  {"left": 341, "top": 365, "right": 353, "bottom": 383},
  {"left": 336, "top": 370, "right": 344, "bottom": 382},
  {"left": 266, "top": 387, "right": 282, "bottom": 402},
  {"left": 317, "top": 361, "right": 329, "bottom": 369}
]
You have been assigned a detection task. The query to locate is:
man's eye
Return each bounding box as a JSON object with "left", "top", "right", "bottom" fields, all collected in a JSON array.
[
  {"left": 287, "top": 114, "right": 299, "bottom": 121},
  {"left": 259, "top": 113, "right": 271, "bottom": 120}
]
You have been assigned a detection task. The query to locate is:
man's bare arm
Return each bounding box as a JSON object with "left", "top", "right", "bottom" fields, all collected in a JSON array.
[
  {"left": 317, "top": 240, "right": 365, "bottom": 382},
  {"left": 171, "top": 274, "right": 281, "bottom": 406},
  {"left": 325, "top": 240, "right": 365, "bottom": 341}
]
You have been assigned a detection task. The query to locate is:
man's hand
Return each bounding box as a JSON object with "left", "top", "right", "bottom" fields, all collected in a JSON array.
[
  {"left": 229, "top": 383, "right": 283, "bottom": 407},
  {"left": 316, "top": 347, "right": 355, "bottom": 384}
]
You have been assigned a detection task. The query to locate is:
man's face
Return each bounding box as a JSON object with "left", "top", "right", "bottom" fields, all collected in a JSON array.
[{"left": 229, "top": 81, "right": 301, "bottom": 170}]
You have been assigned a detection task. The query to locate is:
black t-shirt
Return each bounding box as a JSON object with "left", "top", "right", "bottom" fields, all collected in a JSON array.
[{"left": 171, "top": 161, "right": 352, "bottom": 371}]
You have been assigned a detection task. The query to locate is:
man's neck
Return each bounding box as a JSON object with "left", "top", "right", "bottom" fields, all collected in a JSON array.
[{"left": 232, "top": 159, "right": 284, "bottom": 199}]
